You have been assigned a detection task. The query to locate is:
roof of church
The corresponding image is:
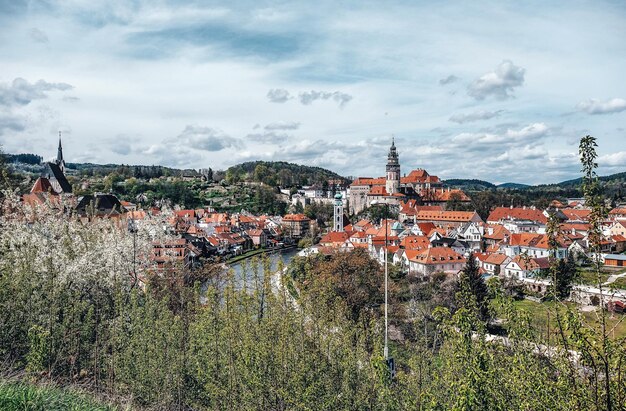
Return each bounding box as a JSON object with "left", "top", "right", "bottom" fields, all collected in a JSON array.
[
  {"left": 31, "top": 177, "right": 56, "bottom": 194},
  {"left": 43, "top": 162, "right": 72, "bottom": 193},
  {"left": 75, "top": 194, "right": 123, "bottom": 216}
]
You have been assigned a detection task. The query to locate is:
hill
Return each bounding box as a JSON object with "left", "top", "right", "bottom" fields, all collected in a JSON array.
[
  {"left": 225, "top": 161, "right": 347, "bottom": 187},
  {"left": 443, "top": 179, "right": 496, "bottom": 191},
  {"left": 552, "top": 171, "right": 626, "bottom": 188},
  {"left": 497, "top": 182, "right": 531, "bottom": 189}
]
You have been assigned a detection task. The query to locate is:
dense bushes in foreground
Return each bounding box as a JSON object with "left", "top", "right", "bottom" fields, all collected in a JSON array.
[{"left": 1, "top": 198, "right": 625, "bottom": 410}]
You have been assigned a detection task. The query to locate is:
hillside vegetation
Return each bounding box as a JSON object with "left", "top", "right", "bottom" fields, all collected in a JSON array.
[
  {"left": 225, "top": 160, "right": 347, "bottom": 187},
  {"left": 0, "top": 381, "right": 118, "bottom": 411}
]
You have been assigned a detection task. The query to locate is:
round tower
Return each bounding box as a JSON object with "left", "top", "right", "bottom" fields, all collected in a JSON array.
[{"left": 386, "top": 136, "right": 400, "bottom": 195}]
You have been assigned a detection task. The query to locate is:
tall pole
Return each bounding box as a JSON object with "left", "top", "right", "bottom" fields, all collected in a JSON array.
[{"left": 384, "top": 204, "right": 388, "bottom": 360}]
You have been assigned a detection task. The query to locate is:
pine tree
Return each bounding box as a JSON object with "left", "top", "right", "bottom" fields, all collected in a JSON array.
[{"left": 457, "top": 251, "right": 490, "bottom": 322}]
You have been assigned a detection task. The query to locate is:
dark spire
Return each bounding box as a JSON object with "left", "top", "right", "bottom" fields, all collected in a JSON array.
[{"left": 56, "top": 131, "right": 64, "bottom": 164}]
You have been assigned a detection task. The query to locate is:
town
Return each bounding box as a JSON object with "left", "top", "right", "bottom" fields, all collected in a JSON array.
[{"left": 13, "top": 134, "right": 626, "bottom": 311}]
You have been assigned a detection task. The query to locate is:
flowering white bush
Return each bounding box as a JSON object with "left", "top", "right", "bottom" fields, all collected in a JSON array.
[{"left": 0, "top": 191, "right": 174, "bottom": 288}]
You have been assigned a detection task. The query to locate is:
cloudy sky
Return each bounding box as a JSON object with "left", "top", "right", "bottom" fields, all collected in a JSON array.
[{"left": 1, "top": 0, "right": 626, "bottom": 184}]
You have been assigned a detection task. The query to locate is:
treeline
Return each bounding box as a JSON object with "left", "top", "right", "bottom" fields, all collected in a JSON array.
[
  {"left": 225, "top": 161, "right": 347, "bottom": 187},
  {"left": 5, "top": 153, "right": 43, "bottom": 165},
  {"left": 68, "top": 163, "right": 198, "bottom": 179}
]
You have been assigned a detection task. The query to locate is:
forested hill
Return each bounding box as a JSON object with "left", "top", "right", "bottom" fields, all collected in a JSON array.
[
  {"left": 445, "top": 171, "right": 626, "bottom": 191},
  {"left": 225, "top": 161, "right": 348, "bottom": 187},
  {"left": 443, "top": 179, "right": 496, "bottom": 191},
  {"left": 544, "top": 171, "right": 626, "bottom": 188}
]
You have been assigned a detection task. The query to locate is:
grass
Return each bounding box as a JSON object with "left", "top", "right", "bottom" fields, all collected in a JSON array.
[
  {"left": 610, "top": 276, "right": 626, "bottom": 290},
  {"left": 0, "top": 380, "right": 119, "bottom": 411},
  {"left": 576, "top": 268, "right": 611, "bottom": 286},
  {"left": 512, "top": 299, "right": 626, "bottom": 341}
]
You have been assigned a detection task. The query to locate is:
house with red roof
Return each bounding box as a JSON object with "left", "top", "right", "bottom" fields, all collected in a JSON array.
[
  {"left": 414, "top": 210, "right": 482, "bottom": 229},
  {"left": 319, "top": 230, "right": 352, "bottom": 248},
  {"left": 503, "top": 255, "right": 551, "bottom": 280},
  {"left": 502, "top": 233, "right": 571, "bottom": 259},
  {"left": 406, "top": 246, "right": 466, "bottom": 276},
  {"left": 609, "top": 206, "right": 626, "bottom": 220},
  {"left": 482, "top": 253, "right": 511, "bottom": 275},
  {"left": 487, "top": 206, "right": 548, "bottom": 225},
  {"left": 609, "top": 220, "right": 626, "bottom": 238}
]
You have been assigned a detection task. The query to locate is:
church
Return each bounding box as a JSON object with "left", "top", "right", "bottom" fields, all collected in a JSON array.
[
  {"left": 349, "top": 138, "right": 470, "bottom": 214},
  {"left": 43, "top": 133, "right": 72, "bottom": 194}
]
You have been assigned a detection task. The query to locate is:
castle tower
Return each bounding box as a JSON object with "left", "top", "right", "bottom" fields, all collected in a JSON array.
[
  {"left": 56, "top": 131, "right": 66, "bottom": 173},
  {"left": 385, "top": 136, "right": 400, "bottom": 195},
  {"left": 333, "top": 193, "right": 344, "bottom": 232}
]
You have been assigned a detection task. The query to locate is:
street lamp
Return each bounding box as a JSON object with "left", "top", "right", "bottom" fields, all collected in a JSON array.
[{"left": 370, "top": 200, "right": 390, "bottom": 365}]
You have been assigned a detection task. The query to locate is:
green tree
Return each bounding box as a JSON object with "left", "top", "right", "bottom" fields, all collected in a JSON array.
[{"left": 456, "top": 251, "right": 490, "bottom": 322}]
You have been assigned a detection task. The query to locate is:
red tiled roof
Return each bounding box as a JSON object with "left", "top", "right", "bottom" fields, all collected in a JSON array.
[
  {"left": 562, "top": 209, "right": 591, "bottom": 221},
  {"left": 561, "top": 222, "right": 591, "bottom": 232},
  {"left": 320, "top": 231, "right": 351, "bottom": 245},
  {"left": 485, "top": 253, "right": 509, "bottom": 265},
  {"left": 410, "top": 247, "right": 466, "bottom": 265},
  {"left": 351, "top": 177, "right": 386, "bottom": 186},
  {"left": 508, "top": 233, "right": 572, "bottom": 249},
  {"left": 283, "top": 213, "right": 311, "bottom": 222},
  {"left": 416, "top": 210, "right": 478, "bottom": 222},
  {"left": 245, "top": 229, "right": 264, "bottom": 237},
  {"left": 31, "top": 177, "right": 56, "bottom": 194},
  {"left": 400, "top": 235, "right": 430, "bottom": 250},
  {"left": 510, "top": 255, "right": 551, "bottom": 271},
  {"left": 369, "top": 186, "right": 389, "bottom": 196},
  {"left": 487, "top": 207, "right": 547, "bottom": 224},
  {"left": 609, "top": 207, "right": 626, "bottom": 216},
  {"left": 484, "top": 225, "right": 510, "bottom": 241}
]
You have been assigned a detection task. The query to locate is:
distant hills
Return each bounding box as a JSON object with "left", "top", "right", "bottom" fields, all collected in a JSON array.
[
  {"left": 443, "top": 179, "right": 495, "bottom": 191},
  {"left": 442, "top": 179, "right": 530, "bottom": 191},
  {"left": 497, "top": 182, "right": 531, "bottom": 189},
  {"left": 443, "top": 171, "right": 625, "bottom": 191}
]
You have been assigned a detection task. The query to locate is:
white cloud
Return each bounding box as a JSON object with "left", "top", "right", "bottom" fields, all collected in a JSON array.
[
  {"left": 246, "top": 131, "right": 290, "bottom": 143},
  {"left": 298, "top": 90, "right": 352, "bottom": 108},
  {"left": 264, "top": 121, "right": 300, "bottom": 130},
  {"left": 468, "top": 60, "right": 525, "bottom": 100},
  {"left": 577, "top": 98, "right": 626, "bottom": 115},
  {"left": 176, "top": 125, "right": 243, "bottom": 151},
  {"left": 267, "top": 88, "right": 291, "bottom": 103},
  {"left": 0, "top": 78, "right": 73, "bottom": 107},
  {"left": 599, "top": 151, "right": 626, "bottom": 166},
  {"left": 452, "top": 123, "right": 549, "bottom": 146},
  {"left": 449, "top": 110, "right": 502, "bottom": 124}
]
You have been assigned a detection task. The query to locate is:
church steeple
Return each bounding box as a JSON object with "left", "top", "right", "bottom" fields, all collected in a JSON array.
[{"left": 56, "top": 131, "right": 66, "bottom": 173}]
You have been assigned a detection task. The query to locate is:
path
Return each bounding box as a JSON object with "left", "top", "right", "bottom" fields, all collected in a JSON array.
[{"left": 602, "top": 270, "right": 626, "bottom": 287}]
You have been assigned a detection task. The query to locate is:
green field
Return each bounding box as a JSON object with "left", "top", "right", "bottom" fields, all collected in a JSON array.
[
  {"left": 512, "top": 299, "right": 626, "bottom": 341},
  {"left": 0, "top": 380, "right": 119, "bottom": 411}
]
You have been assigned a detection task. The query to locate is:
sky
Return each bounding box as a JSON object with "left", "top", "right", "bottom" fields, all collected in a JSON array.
[{"left": 1, "top": 0, "right": 626, "bottom": 185}]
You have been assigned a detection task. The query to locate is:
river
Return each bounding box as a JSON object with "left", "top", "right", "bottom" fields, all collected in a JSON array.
[
  {"left": 199, "top": 248, "right": 300, "bottom": 296},
  {"left": 227, "top": 247, "right": 299, "bottom": 285}
]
